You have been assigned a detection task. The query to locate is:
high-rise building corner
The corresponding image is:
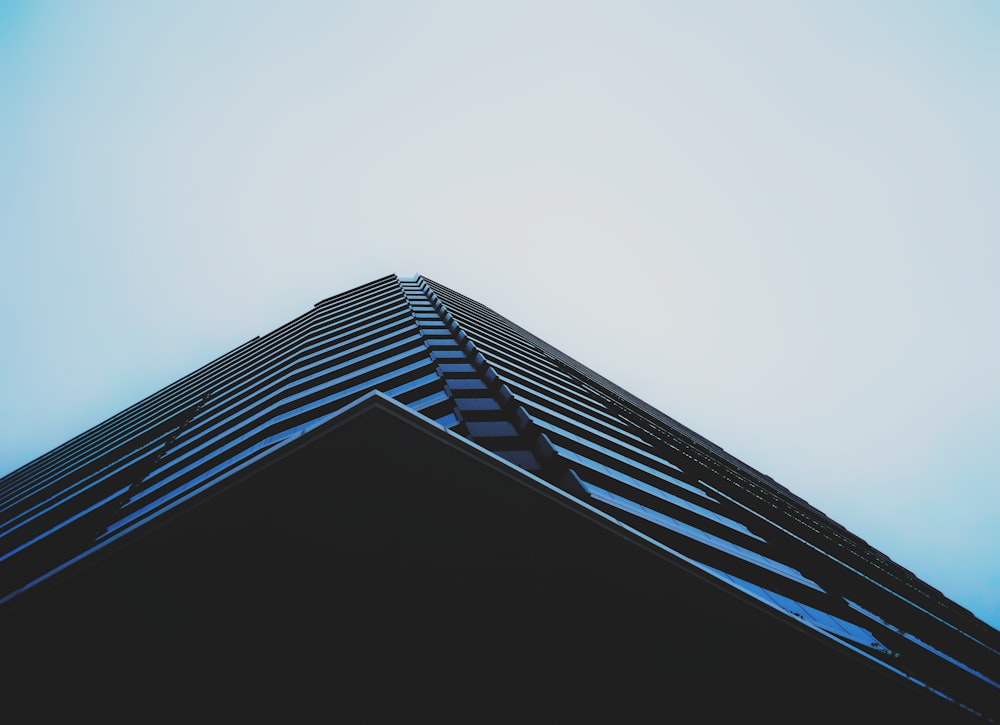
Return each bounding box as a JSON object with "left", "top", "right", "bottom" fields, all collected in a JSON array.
[{"left": 2, "top": 274, "right": 998, "bottom": 722}]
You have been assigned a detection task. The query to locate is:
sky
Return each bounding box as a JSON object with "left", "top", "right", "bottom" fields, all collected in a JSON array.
[{"left": 1, "top": 1, "right": 998, "bottom": 630}]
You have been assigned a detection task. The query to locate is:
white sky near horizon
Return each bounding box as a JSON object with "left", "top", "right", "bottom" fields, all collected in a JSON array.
[{"left": 1, "top": 1, "right": 998, "bottom": 630}]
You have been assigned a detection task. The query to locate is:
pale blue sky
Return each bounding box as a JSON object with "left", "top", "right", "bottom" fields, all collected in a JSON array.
[{"left": 2, "top": 1, "right": 998, "bottom": 629}]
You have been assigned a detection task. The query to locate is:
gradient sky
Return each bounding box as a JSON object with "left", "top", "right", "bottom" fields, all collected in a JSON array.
[{"left": 2, "top": 1, "right": 998, "bottom": 630}]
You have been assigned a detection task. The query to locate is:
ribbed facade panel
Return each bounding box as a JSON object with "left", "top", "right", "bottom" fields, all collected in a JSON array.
[{"left": 2, "top": 273, "right": 997, "bottom": 719}]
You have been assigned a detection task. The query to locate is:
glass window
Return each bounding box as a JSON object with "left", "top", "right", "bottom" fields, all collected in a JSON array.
[
  {"left": 456, "top": 397, "right": 502, "bottom": 411},
  {"left": 438, "top": 363, "right": 477, "bottom": 374},
  {"left": 448, "top": 379, "right": 489, "bottom": 391},
  {"left": 465, "top": 421, "right": 519, "bottom": 437},
  {"left": 409, "top": 390, "right": 448, "bottom": 410},
  {"left": 431, "top": 350, "right": 467, "bottom": 359},
  {"left": 566, "top": 455, "right": 759, "bottom": 539},
  {"left": 584, "top": 482, "right": 821, "bottom": 591},
  {"left": 495, "top": 449, "right": 541, "bottom": 470},
  {"left": 436, "top": 412, "right": 460, "bottom": 429},
  {"left": 533, "top": 419, "right": 695, "bottom": 493}
]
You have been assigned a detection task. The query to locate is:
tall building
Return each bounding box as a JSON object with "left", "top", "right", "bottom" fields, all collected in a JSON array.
[{"left": 2, "top": 274, "right": 997, "bottom": 722}]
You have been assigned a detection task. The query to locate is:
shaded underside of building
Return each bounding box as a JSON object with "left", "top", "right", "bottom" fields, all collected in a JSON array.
[{"left": 2, "top": 274, "right": 998, "bottom": 722}]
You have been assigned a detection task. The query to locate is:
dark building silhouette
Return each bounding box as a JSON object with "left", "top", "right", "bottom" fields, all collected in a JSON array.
[{"left": 2, "top": 274, "right": 998, "bottom": 722}]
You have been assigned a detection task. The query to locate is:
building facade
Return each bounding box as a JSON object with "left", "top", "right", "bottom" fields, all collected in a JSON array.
[{"left": 1, "top": 274, "right": 998, "bottom": 721}]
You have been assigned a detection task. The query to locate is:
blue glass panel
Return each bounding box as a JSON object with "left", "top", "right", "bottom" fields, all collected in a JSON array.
[
  {"left": 0, "top": 433, "right": 168, "bottom": 526},
  {"left": 0, "top": 485, "right": 130, "bottom": 563},
  {"left": 583, "top": 482, "right": 821, "bottom": 590},
  {"left": 438, "top": 363, "right": 477, "bottom": 374},
  {"left": 845, "top": 601, "right": 998, "bottom": 686},
  {"left": 565, "top": 456, "right": 759, "bottom": 539},
  {"left": 436, "top": 412, "right": 460, "bottom": 429},
  {"left": 108, "top": 361, "right": 442, "bottom": 535},
  {"left": 532, "top": 418, "right": 694, "bottom": 491},
  {"left": 0, "top": 445, "right": 164, "bottom": 545},
  {"left": 406, "top": 389, "right": 451, "bottom": 412},
  {"left": 495, "top": 450, "right": 541, "bottom": 470},
  {"left": 179, "top": 329, "right": 423, "bottom": 446},
  {"left": 456, "top": 397, "right": 501, "bottom": 411},
  {"left": 466, "top": 421, "right": 519, "bottom": 437},
  {"left": 489, "top": 358, "right": 600, "bottom": 407},
  {"left": 499, "top": 369, "right": 620, "bottom": 425},
  {"left": 384, "top": 372, "right": 444, "bottom": 402},
  {"left": 709, "top": 568, "right": 892, "bottom": 654},
  {"left": 143, "top": 354, "right": 433, "bottom": 489},
  {"left": 447, "top": 379, "right": 489, "bottom": 390},
  {"left": 513, "top": 390, "right": 650, "bottom": 447}
]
